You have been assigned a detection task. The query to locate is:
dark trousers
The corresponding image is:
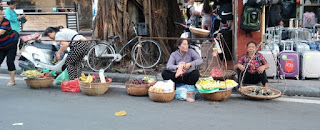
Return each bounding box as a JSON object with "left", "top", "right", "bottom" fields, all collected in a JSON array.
[
  {"left": 237, "top": 69, "right": 268, "bottom": 86},
  {"left": 66, "top": 41, "right": 89, "bottom": 80},
  {"left": 162, "top": 70, "right": 200, "bottom": 85},
  {"left": 0, "top": 42, "right": 17, "bottom": 71}
]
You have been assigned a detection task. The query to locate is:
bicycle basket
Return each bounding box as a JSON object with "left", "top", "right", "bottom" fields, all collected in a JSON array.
[{"left": 136, "top": 23, "right": 149, "bottom": 36}]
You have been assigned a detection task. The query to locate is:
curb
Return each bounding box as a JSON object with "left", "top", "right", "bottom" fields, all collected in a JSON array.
[{"left": 1, "top": 67, "right": 320, "bottom": 98}]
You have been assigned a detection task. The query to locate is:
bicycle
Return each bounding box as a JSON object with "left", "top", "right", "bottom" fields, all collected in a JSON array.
[{"left": 85, "top": 23, "right": 162, "bottom": 72}]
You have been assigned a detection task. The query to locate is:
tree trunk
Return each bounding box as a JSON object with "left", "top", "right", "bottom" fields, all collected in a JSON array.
[{"left": 93, "top": 0, "right": 183, "bottom": 63}]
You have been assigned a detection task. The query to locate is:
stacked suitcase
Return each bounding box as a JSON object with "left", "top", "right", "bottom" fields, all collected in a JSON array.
[{"left": 260, "top": 26, "right": 320, "bottom": 80}]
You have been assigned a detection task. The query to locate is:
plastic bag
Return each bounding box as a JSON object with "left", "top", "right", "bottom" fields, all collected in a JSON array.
[
  {"left": 175, "top": 83, "right": 197, "bottom": 100},
  {"left": 54, "top": 69, "right": 69, "bottom": 85},
  {"left": 61, "top": 80, "right": 80, "bottom": 93}
]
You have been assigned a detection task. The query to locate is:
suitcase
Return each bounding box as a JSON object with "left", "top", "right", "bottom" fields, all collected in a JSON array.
[
  {"left": 279, "top": 41, "right": 300, "bottom": 80},
  {"left": 315, "top": 41, "right": 320, "bottom": 51},
  {"left": 306, "top": 41, "right": 318, "bottom": 50},
  {"left": 259, "top": 48, "right": 278, "bottom": 79},
  {"left": 300, "top": 50, "right": 320, "bottom": 80},
  {"left": 293, "top": 42, "right": 310, "bottom": 55}
]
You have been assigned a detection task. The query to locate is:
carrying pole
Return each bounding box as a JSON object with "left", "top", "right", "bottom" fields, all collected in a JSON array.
[{"left": 261, "top": 5, "right": 266, "bottom": 46}]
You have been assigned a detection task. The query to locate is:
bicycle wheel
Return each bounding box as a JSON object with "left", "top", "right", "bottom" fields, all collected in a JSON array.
[
  {"left": 131, "top": 39, "right": 162, "bottom": 69},
  {"left": 86, "top": 43, "right": 115, "bottom": 71}
]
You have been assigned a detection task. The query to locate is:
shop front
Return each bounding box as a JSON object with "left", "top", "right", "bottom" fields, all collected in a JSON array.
[{"left": 2, "top": 0, "right": 92, "bottom": 32}]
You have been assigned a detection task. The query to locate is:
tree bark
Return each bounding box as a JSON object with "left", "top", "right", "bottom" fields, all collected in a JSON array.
[{"left": 93, "top": 0, "right": 183, "bottom": 62}]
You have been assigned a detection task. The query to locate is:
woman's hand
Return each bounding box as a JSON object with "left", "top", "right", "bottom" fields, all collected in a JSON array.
[
  {"left": 237, "top": 64, "right": 245, "bottom": 71},
  {"left": 257, "top": 66, "right": 265, "bottom": 74},
  {"left": 56, "top": 53, "right": 61, "bottom": 61},
  {"left": 184, "top": 63, "right": 192, "bottom": 69}
]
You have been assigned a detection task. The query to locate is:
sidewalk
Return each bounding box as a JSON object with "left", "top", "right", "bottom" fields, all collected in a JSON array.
[{"left": 1, "top": 63, "right": 320, "bottom": 97}]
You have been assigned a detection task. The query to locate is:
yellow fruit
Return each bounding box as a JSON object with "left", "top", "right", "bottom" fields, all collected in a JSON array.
[{"left": 115, "top": 110, "right": 127, "bottom": 116}]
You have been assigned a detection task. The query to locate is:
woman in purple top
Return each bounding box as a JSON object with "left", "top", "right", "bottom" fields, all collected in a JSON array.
[{"left": 162, "top": 40, "right": 203, "bottom": 85}]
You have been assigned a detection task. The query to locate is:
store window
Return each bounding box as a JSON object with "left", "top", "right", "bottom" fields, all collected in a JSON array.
[{"left": 16, "top": 0, "right": 76, "bottom": 12}]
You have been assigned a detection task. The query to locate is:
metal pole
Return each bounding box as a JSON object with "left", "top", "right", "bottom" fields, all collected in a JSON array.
[{"left": 261, "top": 5, "right": 266, "bottom": 45}]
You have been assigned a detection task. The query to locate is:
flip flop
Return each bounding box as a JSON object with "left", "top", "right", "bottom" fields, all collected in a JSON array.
[{"left": 7, "top": 82, "right": 15, "bottom": 87}]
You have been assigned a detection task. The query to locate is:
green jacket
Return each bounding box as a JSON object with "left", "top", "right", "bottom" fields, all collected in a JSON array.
[{"left": 5, "top": 8, "right": 20, "bottom": 33}]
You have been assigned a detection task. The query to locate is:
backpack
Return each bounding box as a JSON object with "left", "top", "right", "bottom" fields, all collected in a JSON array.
[
  {"left": 268, "top": 5, "right": 282, "bottom": 27},
  {"left": 281, "top": 1, "right": 296, "bottom": 19},
  {"left": 303, "top": 12, "right": 316, "bottom": 29},
  {"left": 240, "top": 3, "right": 261, "bottom": 36},
  {"left": 217, "top": 3, "right": 233, "bottom": 21}
]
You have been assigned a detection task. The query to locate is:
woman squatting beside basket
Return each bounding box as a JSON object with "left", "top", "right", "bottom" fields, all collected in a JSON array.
[
  {"left": 161, "top": 39, "right": 203, "bottom": 102},
  {"left": 44, "top": 26, "right": 89, "bottom": 80},
  {"left": 234, "top": 41, "right": 269, "bottom": 88}
]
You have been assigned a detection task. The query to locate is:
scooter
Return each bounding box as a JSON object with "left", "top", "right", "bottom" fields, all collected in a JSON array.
[{"left": 18, "top": 33, "right": 68, "bottom": 73}]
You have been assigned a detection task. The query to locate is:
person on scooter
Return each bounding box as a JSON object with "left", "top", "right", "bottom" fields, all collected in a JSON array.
[
  {"left": 234, "top": 41, "right": 269, "bottom": 88},
  {"left": 0, "top": 7, "right": 19, "bottom": 86},
  {"left": 44, "top": 26, "right": 89, "bottom": 80}
]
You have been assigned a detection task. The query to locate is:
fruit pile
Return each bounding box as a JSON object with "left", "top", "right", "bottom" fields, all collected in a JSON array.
[
  {"left": 22, "top": 70, "right": 54, "bottom": 79},
  {"left": 149, "top": 86, "right": 163, "bottom": 93},
  {"left": 210, "top": 67, "right": 224, "bottom": 77},
  {"left": 80, "top": 73, "right": 110, "bottom": 83},
  {"left": 128, "top": 79, "right": 148, "bottom": 85},
  {"left": 148, "top": 80, "right": 174, "bottom": 93},
  {"left": 196, "top": 77, "right": 238, "bottom": 90},
  {"left": 127, "top": 76, "right": 156, "bottom": 85}
]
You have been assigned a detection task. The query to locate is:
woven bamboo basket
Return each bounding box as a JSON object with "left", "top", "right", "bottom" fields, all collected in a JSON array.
[
  {"left": 125, "top": 82, "right": 150, "bottom": 96},
  {"left": 24, "top": 77, "right": 54, "bottom": 89},
  {"left": 189, "top": 27, "right": 210, "bottom": 37},
  {"left": 148, "top": 90, "right": 175, "bottom": 102},
  {"left": 202, "top": 89, "right": 232, "bottom": 101},
  {"left": 212, "top": 70, "right": 236, "bottom": 81},
  {"left": 239, "top": 86, "right": 281, "bottom": 100},
  {"left": 79, "top": 79, "right": 112, "bottom": 96}
]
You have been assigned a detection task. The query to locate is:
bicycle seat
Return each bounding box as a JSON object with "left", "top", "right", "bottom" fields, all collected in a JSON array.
[{"left": 108, "top": 35, "right": 120, "bottom": 39}]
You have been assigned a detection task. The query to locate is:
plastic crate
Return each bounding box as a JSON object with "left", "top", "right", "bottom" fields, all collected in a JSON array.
[{"left": 136, "top": 23, "right": 149, "bottom": 36}]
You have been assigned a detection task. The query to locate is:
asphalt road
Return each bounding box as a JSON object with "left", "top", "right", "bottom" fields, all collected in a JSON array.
[{"left": 0, "top": 75, "right": 320, "bottom": 130}]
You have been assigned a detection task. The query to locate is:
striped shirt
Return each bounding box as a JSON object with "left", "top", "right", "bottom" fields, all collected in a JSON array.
[{"left": 0, "top": 18, "right": 18, "bottom": 49}]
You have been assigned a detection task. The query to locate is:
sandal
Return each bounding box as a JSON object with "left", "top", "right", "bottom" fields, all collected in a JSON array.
[{"left": 7, "top": 82, "right": 15, "bottom": 87}]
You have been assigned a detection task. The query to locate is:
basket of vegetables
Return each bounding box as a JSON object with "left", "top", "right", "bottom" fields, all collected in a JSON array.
[
  {"left": 125, "top": 77, "right": 156, "bottom": 96},
  {"left": 239, "top": 86, "right": 281, "bottom": 100},
  {"left": 79, "top": 73, "right": 112, "bottom": 96},
  {"left": 148, "top": 80, "right": 175, "bottom": 102},
  {"left": 196, "top": 77, "right": 238, "bottom": 101},
  {"left": 22, "top": 70, "right": 55, "bottom": 89}
]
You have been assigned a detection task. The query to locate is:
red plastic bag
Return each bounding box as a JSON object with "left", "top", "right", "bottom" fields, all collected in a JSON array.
[
  {"left": 61, "top": 80, "right": 80, "bottom": 93},
  {"left": 210, "top": 67, "right": 224, "bottom": 77}
]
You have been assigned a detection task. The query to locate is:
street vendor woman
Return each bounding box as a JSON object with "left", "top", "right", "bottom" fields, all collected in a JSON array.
[
  {"left": 234, "top": 41, "right": 269, "bottom": 87},
  {"left": 162, "top": 39, "right": 203, "bottom": 86},
  {"left": 44, "top": 26, "right": 89, "bottom": 80}
]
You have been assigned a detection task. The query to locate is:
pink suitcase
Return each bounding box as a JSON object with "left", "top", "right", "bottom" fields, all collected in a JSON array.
[
  {"left": 300, "top": 50, "right": 320, "bottom": 80},
  {"left": 279, "top": 41, "right": 300, "bottom": 80}
]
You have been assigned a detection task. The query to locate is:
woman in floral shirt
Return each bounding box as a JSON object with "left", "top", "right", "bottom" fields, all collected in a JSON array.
[{"left": 235, "top": 41, "right": 269, "bottom": 87}]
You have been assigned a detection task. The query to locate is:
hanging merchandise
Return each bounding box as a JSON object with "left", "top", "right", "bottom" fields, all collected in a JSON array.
[
  {"left": 217, "top": 3, "right": 233, "bottom": 21},
  {"left": 303, "top": 12, "right": 316, "bottom": 29},
  {"left": 240, "top": 1, "right": 261, "bottom": 36},
  {"left": 267, "top": 5, "right": 282, "bottom": 27},
  {"left": 281, "top": 0, "right": 296, "bottom": 19}
]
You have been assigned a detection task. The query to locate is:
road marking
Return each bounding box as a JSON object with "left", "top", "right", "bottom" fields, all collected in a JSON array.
[{"left": 274, "top": 97, "right": 320, "bottom": 105}]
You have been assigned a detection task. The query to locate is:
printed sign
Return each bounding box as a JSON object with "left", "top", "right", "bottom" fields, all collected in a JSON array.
[{"left": 285, "top": 60, "right": 294, "bottom": 72}]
